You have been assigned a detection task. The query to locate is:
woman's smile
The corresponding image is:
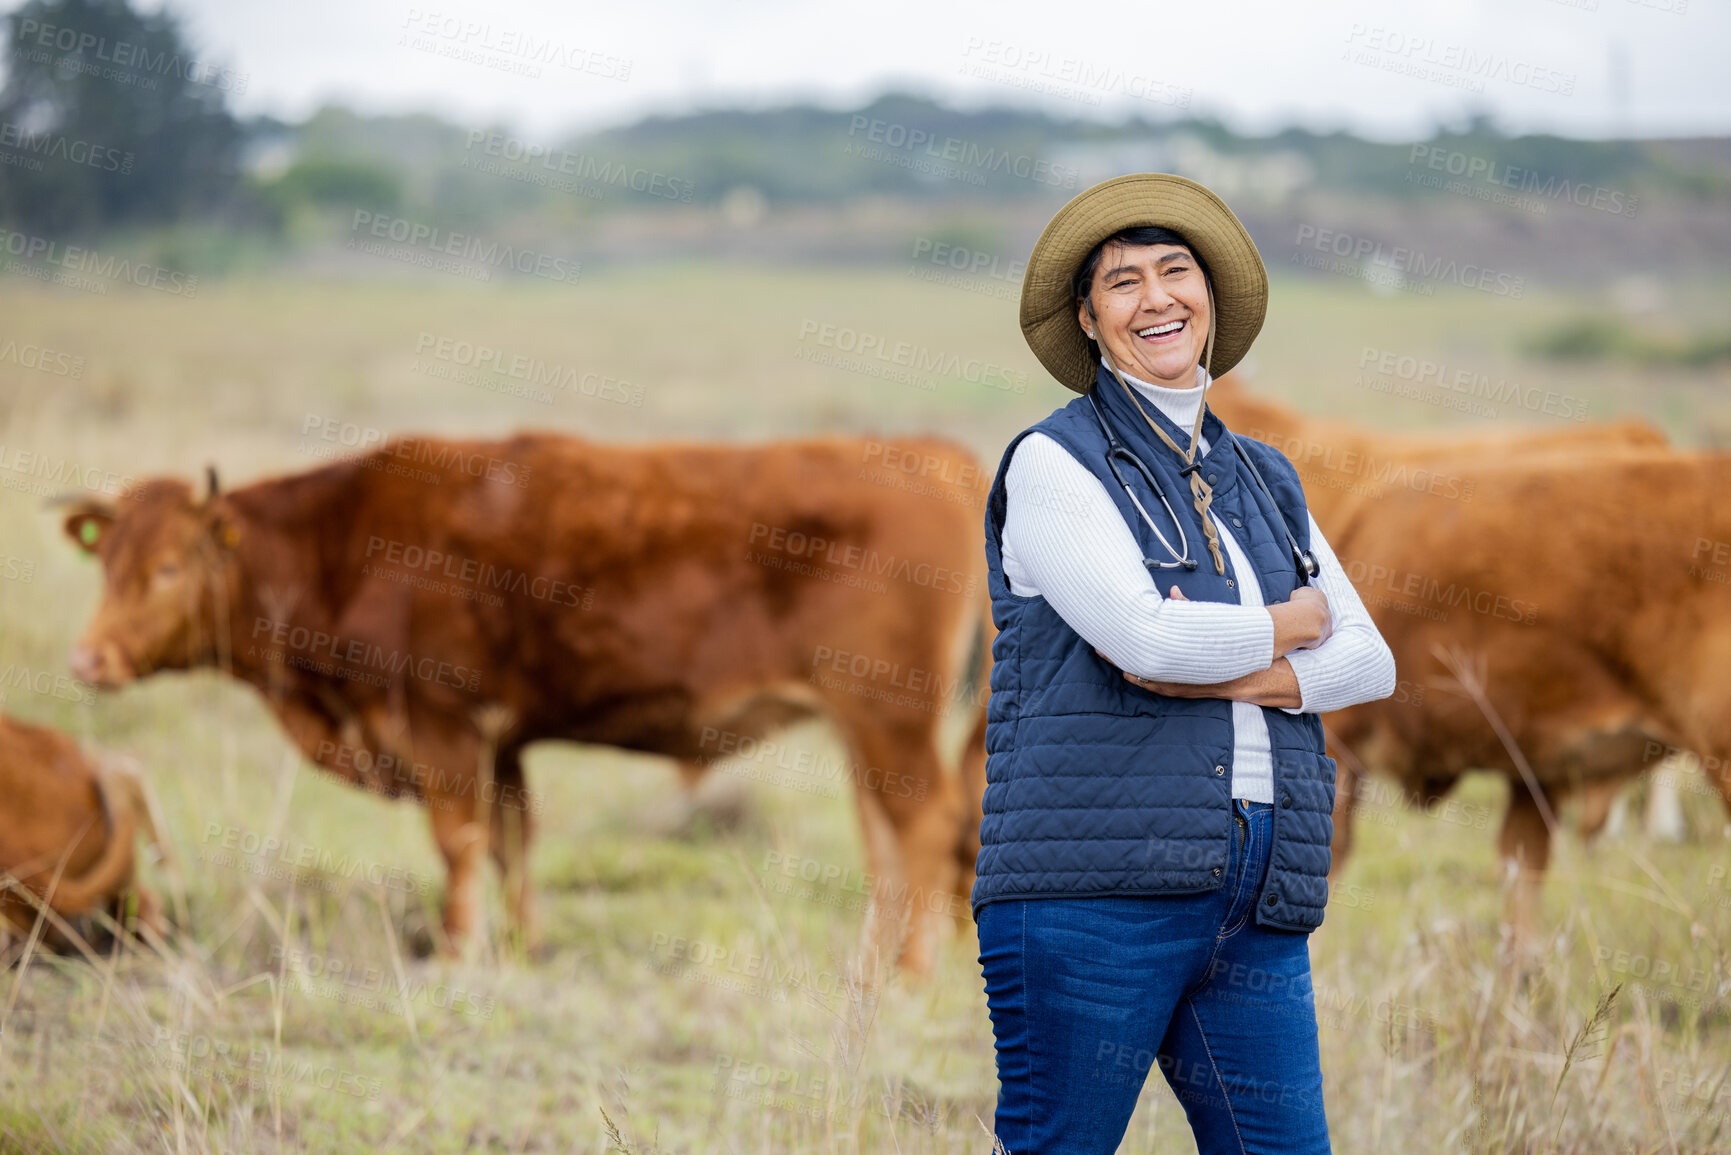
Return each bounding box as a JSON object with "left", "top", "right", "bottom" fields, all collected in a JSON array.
[{"left": 1135, "top": 317, "right": 1188, "bottom": 344}]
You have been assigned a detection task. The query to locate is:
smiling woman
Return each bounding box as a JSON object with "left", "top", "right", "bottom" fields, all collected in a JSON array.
[
  {"left": 1070, "top": 225, "right": 1215, "bottom": 387},
  {"left": 973, "top": 173, "right": 1396, "bottom": 1154}
]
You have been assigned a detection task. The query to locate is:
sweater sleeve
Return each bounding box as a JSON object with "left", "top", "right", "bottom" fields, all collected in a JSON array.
[
  {"left": 1277, "top": 512, "right": 1398, "bottom": 715},
  {"left": 1001, "top": 432, "right": 1277, "bottom": 684}
]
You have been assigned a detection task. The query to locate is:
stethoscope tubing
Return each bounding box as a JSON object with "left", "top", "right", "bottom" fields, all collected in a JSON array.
[{"left": 1086, "top": 388, "right": 1319, "bottom": 585}]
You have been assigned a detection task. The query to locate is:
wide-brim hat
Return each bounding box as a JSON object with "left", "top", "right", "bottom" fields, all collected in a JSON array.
[{"left": 1019, "top": 173, "right": 1268, "bottom": 393}]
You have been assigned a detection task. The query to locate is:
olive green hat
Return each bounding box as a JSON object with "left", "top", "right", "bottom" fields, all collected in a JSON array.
[{"left": 1018, "top": 172, "right": 1269, "bottom": 392}]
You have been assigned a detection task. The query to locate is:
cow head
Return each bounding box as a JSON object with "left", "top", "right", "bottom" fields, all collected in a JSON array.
[{"left": 63, "top": 469, "right": 241, "bottom": 688}]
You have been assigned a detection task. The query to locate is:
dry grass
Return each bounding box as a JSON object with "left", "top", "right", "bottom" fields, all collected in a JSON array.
[{"left": 1, "top": 264, "right": 1729, "bottom": 1152}]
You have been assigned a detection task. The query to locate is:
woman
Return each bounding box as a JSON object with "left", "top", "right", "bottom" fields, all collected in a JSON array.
[{"left": 974, "top": 173, "right": 1396, "bottom": 1154}]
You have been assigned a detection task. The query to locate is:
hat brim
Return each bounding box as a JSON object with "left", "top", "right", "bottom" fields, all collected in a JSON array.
[{"left": 1019, "top": 173, "right": 1268, "bottom": 393}]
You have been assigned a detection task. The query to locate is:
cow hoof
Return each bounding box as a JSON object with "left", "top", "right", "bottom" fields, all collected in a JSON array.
[{"left": 404, "top": 923, "right": 440, "bottom": 960}]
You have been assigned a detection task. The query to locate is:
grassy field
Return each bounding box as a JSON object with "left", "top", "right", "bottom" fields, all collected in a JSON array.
[{"left": 2, "top": 263, "right": 1730, "bottom": 1153}]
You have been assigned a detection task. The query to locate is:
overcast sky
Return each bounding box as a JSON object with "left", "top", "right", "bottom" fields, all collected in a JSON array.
[{"left": 143, "top": 0, "right": 1730, "bottom": 140}]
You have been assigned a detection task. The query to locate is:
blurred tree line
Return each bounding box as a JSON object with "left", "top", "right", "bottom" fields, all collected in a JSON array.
[
  {"left": 0, "top": 0, "right": 1725, "bottom": 244},
  {"left": 0, "top": 0, "right": 238, "bottom": 233}
]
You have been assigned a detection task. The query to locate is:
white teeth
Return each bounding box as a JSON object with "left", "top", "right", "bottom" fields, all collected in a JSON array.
[{"left": 1138, "top": 320, "right": 1185, "bottom": 337}]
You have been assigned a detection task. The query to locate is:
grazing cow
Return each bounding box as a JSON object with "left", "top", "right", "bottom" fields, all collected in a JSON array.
[
  {"left": 1315, "top": 446, "right": 1731, "bottom": 941},
  {"left": 1205, "top": 377, "right": 1673, "bottom": 853},
  {"left": 0, "top": 712, "right": 163, "bottom": 949},
  {"left": 62, "top": 433, "right": 991, "bottom": 974},
  {"left": 1206, "top": 373, "right": 1668, "bottom": 525}
]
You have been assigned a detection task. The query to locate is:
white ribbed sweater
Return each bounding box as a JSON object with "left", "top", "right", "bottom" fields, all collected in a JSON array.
[{"left": 1000, "top": 364, "right": 1396, "bottom": 804}]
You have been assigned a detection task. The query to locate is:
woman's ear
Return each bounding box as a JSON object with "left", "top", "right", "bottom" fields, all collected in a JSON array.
[{"left": 1076, "top": 297, "right": 1097, "bottom": 341}]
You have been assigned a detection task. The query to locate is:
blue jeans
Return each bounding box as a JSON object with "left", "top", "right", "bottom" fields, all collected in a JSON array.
[{"left": 977, "top": 798, "right": 1331, "bottom": 1154}]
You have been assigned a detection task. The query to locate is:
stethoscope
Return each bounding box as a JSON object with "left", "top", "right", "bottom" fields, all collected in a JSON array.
[{"left": 1085, "top": 388, "right": 1320, "bottom": 583}]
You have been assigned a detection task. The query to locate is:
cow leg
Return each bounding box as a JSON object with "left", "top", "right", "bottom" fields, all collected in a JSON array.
[
  {"left": 1497, "top": 783, "right": 1553, "bottom": 959},
  {"left": 403, "top": 722, "right": 490, "bottom": 956},
  {"left": 954, "top": 704, "right": 988, "bottom": 911},
  {"left": 1574, "top": 777, "right": 1622, "bottom": 842},
  {"left": 486, "top": 745, "right": 540, "bottom": 956},
  {"left": 840, "top": 720, "right": 963, "bottom": 980},
  {"left": 1323, "top": 729, "right": 1363, "bottom": 881}
]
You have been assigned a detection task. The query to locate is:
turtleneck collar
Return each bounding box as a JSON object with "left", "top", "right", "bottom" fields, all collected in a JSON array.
[{"left": 1099, "top": 357, "right": 1212, "bottom": 442}]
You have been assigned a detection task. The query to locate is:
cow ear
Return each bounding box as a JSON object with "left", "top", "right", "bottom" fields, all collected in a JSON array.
[{"left": 63, "top": 505, "right": 115, "bottom": 555}]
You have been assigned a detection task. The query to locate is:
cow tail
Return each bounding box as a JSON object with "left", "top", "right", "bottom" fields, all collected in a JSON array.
[{"left": 40, "top": 765, "right": 140, "bottom": 916}]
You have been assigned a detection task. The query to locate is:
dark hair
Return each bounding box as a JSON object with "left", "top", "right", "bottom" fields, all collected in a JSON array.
[{"left": 1071, "top": 225, "right": 1212, "bottom": 321}]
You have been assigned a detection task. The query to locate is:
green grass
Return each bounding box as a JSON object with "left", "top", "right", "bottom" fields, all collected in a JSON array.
[{"left": 2, "top": 264, "right": 1730, "bottom": 1151}]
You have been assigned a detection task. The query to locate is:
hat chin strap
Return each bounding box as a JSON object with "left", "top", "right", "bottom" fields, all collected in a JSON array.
[{"left": 1096, "top": 281, "right": 1226, "bottom": 575}]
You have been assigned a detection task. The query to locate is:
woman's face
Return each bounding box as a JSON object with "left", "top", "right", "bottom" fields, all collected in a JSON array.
[{"left": 1075, "top": 242, "right": 1212, "bottom": 388}]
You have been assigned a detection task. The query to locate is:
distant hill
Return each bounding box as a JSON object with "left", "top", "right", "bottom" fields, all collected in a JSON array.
[
  {"left": 253, "top": 93, "right": 1731, "bottom": 212},
  {"left": 234, "top": 94, "right": 1731, "bottom": 284}
]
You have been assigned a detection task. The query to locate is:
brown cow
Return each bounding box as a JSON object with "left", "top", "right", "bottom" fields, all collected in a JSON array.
[
  {"left": 62, "top": 433, "right": 990, "bottom": 975},
  {"left": 1317, "top": 446, "right": 1731, "bottom": 943},
  {"left": 1207, "top": 373, "right": 1669, "bottom": 525},
  {"left": 0, "top": 712, "right": 164, "bottom": 950}
]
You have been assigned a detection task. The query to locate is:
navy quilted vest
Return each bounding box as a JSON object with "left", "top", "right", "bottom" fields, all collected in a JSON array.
[{"left": 971, "top": 362, "right": 1338, "bottom": 932}]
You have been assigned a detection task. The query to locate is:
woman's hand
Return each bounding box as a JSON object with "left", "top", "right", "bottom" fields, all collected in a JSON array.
[
  {"left": 1094, "top": 587, "right": 1307, "bottom": 708},
  {"left": 1271, "top": 587, "right": 1333, "bottom": 654}
]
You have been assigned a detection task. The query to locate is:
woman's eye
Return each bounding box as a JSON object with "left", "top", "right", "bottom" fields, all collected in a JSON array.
[{"left": 1112, "top": 278, "right": 1136, "bottom": 290}]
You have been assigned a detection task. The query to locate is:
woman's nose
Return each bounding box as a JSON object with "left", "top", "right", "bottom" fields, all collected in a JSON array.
[{"left": 1137, "top": 279, "right": 1177, "bottom": 312}]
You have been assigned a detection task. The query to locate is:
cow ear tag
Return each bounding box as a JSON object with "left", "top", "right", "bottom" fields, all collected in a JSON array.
[
  {"left": 221, "top": 524, "right": 240, "bottom": 548},
  {"left": 80, "top": 519, "right": 100, "bottom": 547}
]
